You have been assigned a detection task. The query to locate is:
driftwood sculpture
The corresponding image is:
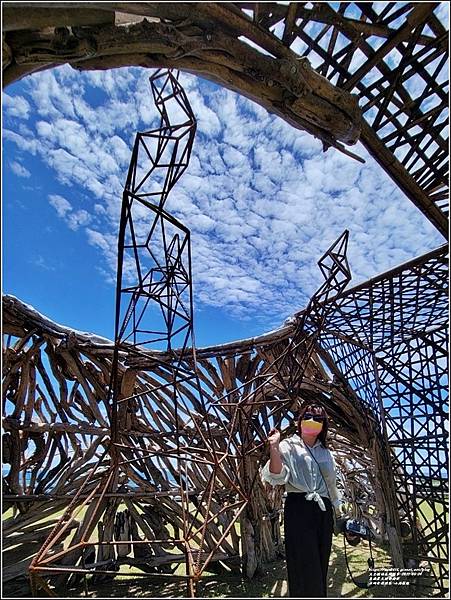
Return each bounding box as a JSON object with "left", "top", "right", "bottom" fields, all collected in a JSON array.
[
  {"left": 2, "top": 2, "right": 449, "bottom": 598},
  {"left": 3, "top": 244, "right": 448, "bottom": 596}
]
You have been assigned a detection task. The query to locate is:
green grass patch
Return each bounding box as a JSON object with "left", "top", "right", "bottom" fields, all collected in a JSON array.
[{"left": 3, "top": 500, "right": 445, "bottom": 597}]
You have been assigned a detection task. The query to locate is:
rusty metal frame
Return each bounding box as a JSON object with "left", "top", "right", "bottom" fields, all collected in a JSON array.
[{"left": 27, "top": 69, "right": 357, "bottom": 597}]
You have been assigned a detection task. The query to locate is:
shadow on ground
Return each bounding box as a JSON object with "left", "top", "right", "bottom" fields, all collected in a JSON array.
[{"left": 3, "top": 537, "right": 439, "bottom": 598}]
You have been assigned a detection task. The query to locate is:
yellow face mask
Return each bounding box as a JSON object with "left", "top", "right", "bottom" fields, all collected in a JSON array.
[{"left": 301, "top": 419, "right": 323, "bottom": 436}]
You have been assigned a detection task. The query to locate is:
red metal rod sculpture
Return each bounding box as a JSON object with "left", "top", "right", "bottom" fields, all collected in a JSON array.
[{"left": 29, "top": 70, "right": 356, "bottom": 597}]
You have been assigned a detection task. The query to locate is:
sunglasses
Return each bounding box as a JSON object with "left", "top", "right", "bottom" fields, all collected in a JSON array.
[{"left": 302, "top": 413, "right": 326, "bottom": 422}]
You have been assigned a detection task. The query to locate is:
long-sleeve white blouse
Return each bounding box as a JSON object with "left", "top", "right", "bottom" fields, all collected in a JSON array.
[{"left": 261, "top": 434, "right": 343, "bottom": 512}]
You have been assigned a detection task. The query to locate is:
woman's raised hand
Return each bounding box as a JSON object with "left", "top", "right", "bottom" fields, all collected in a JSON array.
[{"left": 267, "top": 428, "right": 281, "bottom": 447}]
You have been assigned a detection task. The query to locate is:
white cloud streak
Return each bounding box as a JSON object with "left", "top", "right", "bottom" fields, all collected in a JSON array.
[
  {"left": 48, "top": 193, "right": 72, "bottom": 217},
  {"left": 48, "top": 193, "right": 92, "bottom": 230},
  {"left": 10, "top": 160, "right": 31, "bottom": 178}
]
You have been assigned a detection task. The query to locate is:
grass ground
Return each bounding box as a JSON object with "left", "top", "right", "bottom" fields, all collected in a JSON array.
[
  {"left": 3, "top": 499, "right": 445, "bottom": 598},
  {"left": 77, "top": 535, "right": 425, "bottom": 598},
  {"left": 414, "top": 498, "right": 448, "bottom": 592},
  {"left": 3, "top": 522, "right": 438, "bottom": 598}
]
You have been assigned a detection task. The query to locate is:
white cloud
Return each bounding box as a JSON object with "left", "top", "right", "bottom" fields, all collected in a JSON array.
[
  {"left": 4, "top": 129, "right": 38, "bottom": 154},
  {"left": 30, "top": 255, "right": 56, "bottom": 271},
  {"left": 48, "top": 193, "right": 92, "bottom": 231},
  {"left": 109, "top": 135, "right": 132, "bottom": 166},
  {"left": 10, "top": 161, "right": 31, "bottom": 178},
  {"left": 4, "top": 64, "right": 445, "bottom": 329},
  {"left": 434, "top": 2, "right": 449, "bottom": 27},
  {"left": 48, "top": 194, "right": 72, "bottom": 217},
  {"left": 67, "top": 209, "right": 91, "bottom": 230},
  {"left": 3, "top": 93, "right": 30, "bottom": 118}
]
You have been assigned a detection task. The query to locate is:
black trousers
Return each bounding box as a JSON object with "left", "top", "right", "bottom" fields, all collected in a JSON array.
[{"left": 284, "top": 492, "right": 334, "bottom": 598}]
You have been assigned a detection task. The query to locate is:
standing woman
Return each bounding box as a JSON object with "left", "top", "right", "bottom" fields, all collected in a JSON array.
[{"left": 261, "top": 403, "right": 354, "bottom": 598}]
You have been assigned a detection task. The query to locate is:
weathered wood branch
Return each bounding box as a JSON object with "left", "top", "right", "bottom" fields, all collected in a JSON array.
[
  {"left": 3, "top": 5, "right": 362, "bottom": 151},
  {"left": 3, "top": 291, "right": 393, "bottom": 581}
]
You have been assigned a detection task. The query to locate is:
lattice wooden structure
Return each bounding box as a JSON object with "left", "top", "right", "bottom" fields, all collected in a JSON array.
[
  {"left": 2, "top": 2, "right": 449, "bottom": 598},
  {"left": 313, "top": 243, "right": 449, "bottom": 590}
]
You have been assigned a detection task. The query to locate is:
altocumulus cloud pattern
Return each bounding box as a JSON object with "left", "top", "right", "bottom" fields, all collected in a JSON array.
[{"left": 3, "top": 65, "right": 444, "bottom": 328}]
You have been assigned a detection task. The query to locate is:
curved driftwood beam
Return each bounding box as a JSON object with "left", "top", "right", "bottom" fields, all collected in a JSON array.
[{"left": 3, "top": 2, "right": 362, "bottom": 157}]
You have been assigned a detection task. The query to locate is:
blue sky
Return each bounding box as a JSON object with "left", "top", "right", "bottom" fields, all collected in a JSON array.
[{"left": 2, "top": 55, "right": 446, "bottom": 348}]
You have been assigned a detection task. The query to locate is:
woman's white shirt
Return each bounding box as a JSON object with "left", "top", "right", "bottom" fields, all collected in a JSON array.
[{"left": 261, "top": 434, "right": 343, "bottom": 512}]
